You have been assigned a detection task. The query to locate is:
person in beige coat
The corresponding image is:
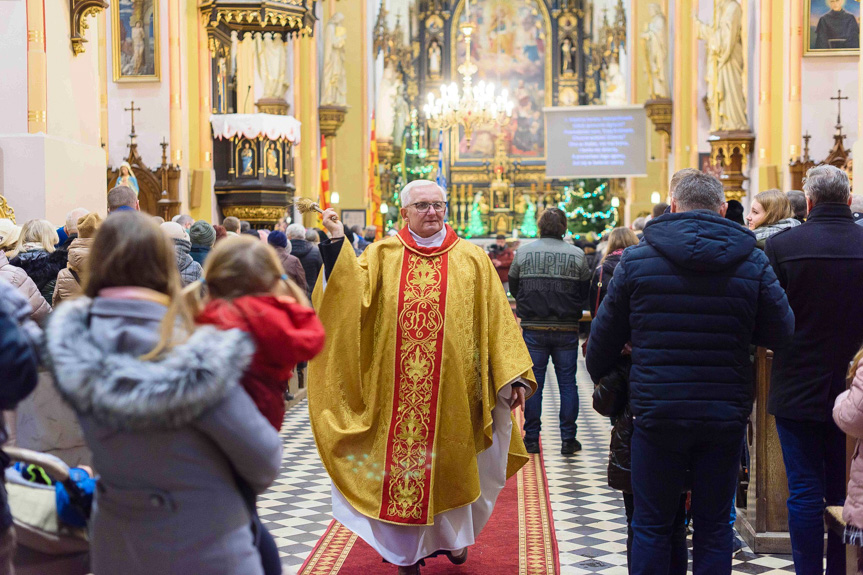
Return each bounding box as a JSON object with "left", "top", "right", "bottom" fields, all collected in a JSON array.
[
  {"left": 833, "top": 352, "right": 863, "bottom": 543},
  {"left": 52, "top": 213, "right": 102, "bottom": 307}
]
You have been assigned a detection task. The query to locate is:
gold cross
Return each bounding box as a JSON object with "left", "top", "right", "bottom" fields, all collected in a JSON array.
[{"left": 124, "top": 101, "right": 141, "bottom": 134}]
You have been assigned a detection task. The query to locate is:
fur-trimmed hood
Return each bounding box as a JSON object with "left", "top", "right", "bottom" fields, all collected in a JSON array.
[{"left": 46, "top": 297, "right": 255, "bottom": 432}]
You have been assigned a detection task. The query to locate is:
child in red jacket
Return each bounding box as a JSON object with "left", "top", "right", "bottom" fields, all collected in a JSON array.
[{"left": 188, "top": 235, "right": 325, "bottom": 430}]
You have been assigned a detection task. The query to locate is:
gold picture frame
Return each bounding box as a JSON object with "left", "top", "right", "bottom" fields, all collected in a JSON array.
[
  {"left": 804, "top": 0, "right": 861, "bottom": 57},
  {"left": 112, "top": 0, "right": 160, "bottom": 82}
]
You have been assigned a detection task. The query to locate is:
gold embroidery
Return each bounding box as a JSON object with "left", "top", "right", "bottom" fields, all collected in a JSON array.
[{"left": 384, "top": 254, "right": 445, "bottom": 520}]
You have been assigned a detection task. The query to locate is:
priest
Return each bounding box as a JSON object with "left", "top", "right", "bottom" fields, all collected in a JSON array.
[{"left": 309, "top": 180, "right": 537, "bottom": 574}]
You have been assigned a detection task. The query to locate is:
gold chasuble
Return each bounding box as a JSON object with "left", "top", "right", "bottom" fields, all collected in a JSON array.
[{"left": 309, "top": 225, "right": 536, "bottom": 526}]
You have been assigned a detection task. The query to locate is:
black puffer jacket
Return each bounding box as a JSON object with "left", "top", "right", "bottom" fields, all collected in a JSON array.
[
  {"left": 290, "top": 239, "right": 323, "bottom": 296},
  {"left": 11, "top": 249, "right": 67, "bottom": 304},
  {"left": 592, "top": 356, "right": 632, "bottom": 492}
]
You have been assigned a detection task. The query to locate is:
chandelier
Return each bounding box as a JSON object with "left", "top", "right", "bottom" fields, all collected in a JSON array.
[{"left": 423, "top": 4, "right": 513, "bottom": 146}]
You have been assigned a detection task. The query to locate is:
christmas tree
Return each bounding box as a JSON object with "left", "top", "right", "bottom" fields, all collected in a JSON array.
[
  {"left": 466, "top": 197, "right": 487, "bottom": 238},
  {"left": 519, "top": 202, "right": 537, "bottom": 238},
  {"left": 559, "top": 180, "right": 618, "bottom": 239}
]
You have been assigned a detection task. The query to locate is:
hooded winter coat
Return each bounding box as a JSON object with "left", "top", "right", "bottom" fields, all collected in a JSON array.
[
  {"left": 586, "top": 210, "right": 795, "bottom": 431},
  {"left": 52, "top": 237, "right": 93, "bottom": 307},
  {"left": 196, "top": 295, "right": 325, "bottom": 429},
  {"left": 833, "top": 363, "right": 863, "bottom": 528},
  {"left": 173, "top": 238, "right": 203, "bottom": 286},
  {"left": 290, "top": 238, "right": 322, "bottom": 296},
  {"left": 45, "top": 297, "right": 282, "bottom": 575},
  {"left": 0, "top": 252, "right": 51, "bottom": 324},
  {"left": 11, "top": 247, "right": 66, "bottom": 304},
  {"left": 272, "top": 246, "right": 308, "bottom": 294}
]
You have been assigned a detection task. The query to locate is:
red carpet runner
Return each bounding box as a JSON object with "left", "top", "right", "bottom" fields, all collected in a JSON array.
[{"left": 298, "top": 450, "right": 559, "bottom": 574}]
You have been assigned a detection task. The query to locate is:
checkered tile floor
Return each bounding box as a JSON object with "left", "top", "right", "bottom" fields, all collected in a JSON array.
[{"left": 263, "top": 351, "right": 797, "bottom": 574}]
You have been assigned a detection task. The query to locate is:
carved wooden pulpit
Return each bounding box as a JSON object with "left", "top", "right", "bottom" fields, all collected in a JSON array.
[
  {"left": 210, "top": 114, "right": 299, "bottom": 227},
  {"left": 736, "top": 348, "right": 791, "bottom": 554}
]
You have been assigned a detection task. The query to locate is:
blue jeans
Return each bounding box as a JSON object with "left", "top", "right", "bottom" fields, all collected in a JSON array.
[
  {"left": 522, "top": 329, "right": 579, "bottom": 442},
  {"left": 631, "top": 423, "right": 744, "bottom": 575},
  {"left": 775, "top": 417, "right": 846, "bottom": 575}
]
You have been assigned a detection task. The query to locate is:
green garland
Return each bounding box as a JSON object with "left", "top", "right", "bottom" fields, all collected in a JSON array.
[{"left": 558, "top": 180, "right": 618, "bottom": 239}]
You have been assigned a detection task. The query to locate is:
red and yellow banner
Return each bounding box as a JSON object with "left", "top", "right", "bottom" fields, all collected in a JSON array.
[
  {"left": 320, "top": 134, "right": 330, "bottom": 210},
  {"left": 367, "top": 114, "right": 383, "bottom": 238}
]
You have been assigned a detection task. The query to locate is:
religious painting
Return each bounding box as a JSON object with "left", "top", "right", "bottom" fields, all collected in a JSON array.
[
  {"left": 112, "top": 0, "right": 160, "bottom": 82},
  {"left": 805, "top": 0, "right": 861, "bottom": 56},
  {"left": 265, "top": 141, "right": 281, "bottom": 178},
  {"left": 453, "top": 0, "right": 551, "bottom": 161},
  {"left": 237, "top": 139, "right": 257, "bottom": 178}
]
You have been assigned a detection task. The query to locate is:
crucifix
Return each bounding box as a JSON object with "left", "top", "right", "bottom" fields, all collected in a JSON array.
[
  {"left": 124, "top": 101, "right": 141, "bottom": 136},
  {"left": 831, "top": 90, "right": 849, "bottom": 130}
]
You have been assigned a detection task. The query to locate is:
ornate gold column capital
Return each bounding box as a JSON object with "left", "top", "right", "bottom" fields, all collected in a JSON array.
[{"left": 70, "top": 0, "right": 108, "bottom": 55}]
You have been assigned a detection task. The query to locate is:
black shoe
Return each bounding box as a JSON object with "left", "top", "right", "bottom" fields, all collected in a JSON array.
[
  {"left": 560, "top": 439, "right": 582, "bottom": 455},
  {"left": 284, "top": 392, "right": 295, "bottom": 401},
  {"left": 524, "top": 438, "right": 540, "bottom": 454},
  {"left": 446, "top": 547, "right": 468, "bottom": 565}
]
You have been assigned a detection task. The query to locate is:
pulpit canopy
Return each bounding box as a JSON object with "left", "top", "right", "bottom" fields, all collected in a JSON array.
[
  {"left": 210, "top": 113, "right": 301, "bottom": 144},
  {"left": 199, "top": 0, "right": 317, "bottom": 43}
]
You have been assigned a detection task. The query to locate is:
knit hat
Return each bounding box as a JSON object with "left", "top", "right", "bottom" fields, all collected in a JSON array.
[
  {"left": 76, "top": 213, "right": 103, "bottom": 239},
  {"left": 160, "top": 221, "right": 188, "bottom": 241},
  {"left": 0, "top": 219, "right": 20, "bottom": 247},
  {"left": 267, "top": 230, "right": 288, "bottom": 249},
  {"left": 189, "top": 220, "right": 216, "bottom": 246}
]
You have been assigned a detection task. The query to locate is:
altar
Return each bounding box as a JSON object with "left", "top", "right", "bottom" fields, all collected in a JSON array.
[{"left": 210, "top": 113, "right": 300, "bottom": 227}]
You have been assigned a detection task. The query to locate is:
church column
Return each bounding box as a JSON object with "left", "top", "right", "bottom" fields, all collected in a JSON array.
[
  {"left": 757, "top": 0, "right": 772, "bottom": 170},
  {"left": 785, "top": 0, "right": 802, "bottom": 181},
  {"left": 324, "top": 0, "right": 369, "bottom": 215},
  {"left": 296, "top": 30, "right": 320, "bottom": 226},
  {"left": 672, "top": 0, "right": 698, "bottom": 169},
  {"left": 168, "top": 0, "right": 182, "bottom": 166},
  {"left": 855, "top": 1, "right": 863, "bottom": 188},
  {"left": 237, "top": 33, "right": 256, "bottom": 114},
  {"left": 98, "top": 10, "right": 108, "bottom": 154},
  {"left": 26, "top": 0, "right": 47, "bottom": 133},
  {"left": 186, "top": 1, "right": 213, "bottom": 221}
]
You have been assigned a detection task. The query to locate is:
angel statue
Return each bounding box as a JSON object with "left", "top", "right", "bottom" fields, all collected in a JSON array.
[
  {"left": 641, "top": 4, "right": 669, "bottom": 99},
  {"left": 322, "top": 13, "right": 348, "bottom": 107},
  {"left": 696, "top": 0, "right": 749, "bottom": 132}
]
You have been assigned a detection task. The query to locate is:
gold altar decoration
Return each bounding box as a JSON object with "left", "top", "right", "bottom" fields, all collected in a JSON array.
[
  {"left": 0, "top": 196, "right": 16, "bottom": 223},
  {"left": 199, "top": 2, "right": 316, "bottom": 38},
  {"left": 222, "top": 205, "right": 288, "bottom": 223},
  {"left": 70, "top": 0, "right": 108, "bottom": 55},
  {"left": 318, "top": 105, "right": 348, "bottom": 139},
  {"left": 709, "top": 131, "right": 755, "bottom": 203},
  {"left": 644, "top": 98, "right": 673, "bottom": 139}
]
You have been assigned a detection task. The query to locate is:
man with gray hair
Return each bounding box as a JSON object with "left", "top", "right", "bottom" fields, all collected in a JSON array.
[
  {"left": 286, "top": 223, "right": 322, "bottom": 296},
  {"left": 587, "top": 171, "right": 793, "bottom": 574},
  {"left": 57, "top": 207, "right": 90, "bottom": 250},
  {"left": 107, "top": 186, "right": 139, "bottom": 213},
  {"left": 766, "top": 164, "right": 863, "bottom": 574},
  {"left": 172, "top": 214, "right": 194, "bottom": 232}
]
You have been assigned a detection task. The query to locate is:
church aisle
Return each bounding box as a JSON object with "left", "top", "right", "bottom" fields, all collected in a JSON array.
[{"left": 263, "top": 353, "right": 798, "bottom": 574}]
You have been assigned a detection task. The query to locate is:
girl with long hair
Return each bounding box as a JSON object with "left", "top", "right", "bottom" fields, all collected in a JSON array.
[
  {"left": 45, "top": 212, "right": 281, "bottom": 575},
  {"left": 747, "top": 189, "right": 801, "bottom": 249}
]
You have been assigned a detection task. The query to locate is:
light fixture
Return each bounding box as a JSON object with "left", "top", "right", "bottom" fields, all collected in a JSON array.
[
  {"left": 380, "top": 201, "right": 389, "bottom": 214},
  {"left": 650, "top": 192, "right": 661, "bottom": 204},
  {"left": 423, "top": 0, "right": 513, "bottom": 145},
  {"left": 330, "top": 191, "right": 340, "bottom": 204},
  {"left": 611, "top": 197, "right": 620, "bottom": 208}
]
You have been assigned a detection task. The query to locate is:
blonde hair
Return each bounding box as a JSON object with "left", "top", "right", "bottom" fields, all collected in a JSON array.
[
  {"left": 83, "top": 212, "right": 194, "bottom": 361},
  {"left": 147, "top": 236, "right": 308, "bottom": 358},
  {"left": 851, "top": 346, "right": 863, "bottom": 380},
  {"left": 17, "top": 219, "right": 59, "bottom": 253},
  {"left": 752, "top": 189, "right": 793, "bottom": 228},
  {"left": 602, "top": 227, "right": 639, "bottom": 262}
]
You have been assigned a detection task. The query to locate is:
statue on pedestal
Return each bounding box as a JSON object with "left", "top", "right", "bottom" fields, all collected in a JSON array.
[
  {"left": 641, "top": 4, "right": 668, "bottom": 99},
  {"left": 322, "top": 13, "right": 348, "bottom": 107},
  {"left": 696, "top": 0, "right": 748, "bottom": 132},
  {"left": 255, "top": 33, "right": 290, "bottom": 112}
]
